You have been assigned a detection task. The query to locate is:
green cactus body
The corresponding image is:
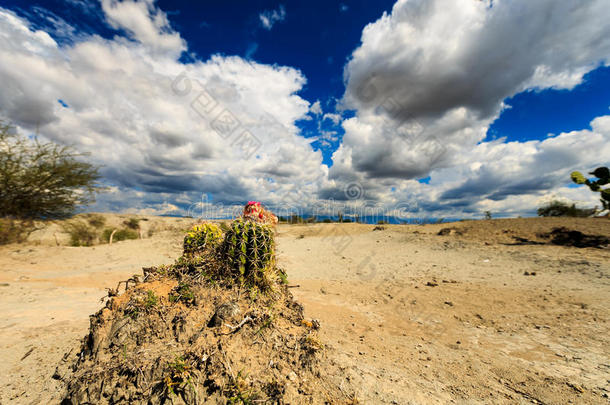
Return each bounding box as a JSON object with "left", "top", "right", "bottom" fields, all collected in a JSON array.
[
  {"left": 183, "top": 223, "right": 223, "bottom": 255},
  {"left": 571, "top": 167, "right": 610, "bottom": 211},
  {"left": 570, "top": 171, "right": 586, "bottom": 185},
  {"left": 222, "top": 217, "right": 276, "bottom": 289}
]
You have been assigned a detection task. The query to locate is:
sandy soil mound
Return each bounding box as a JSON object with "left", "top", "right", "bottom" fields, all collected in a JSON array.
[
  {"left": 56, "top": 222, "right": 356, "bottom": 404},
  {"left": 429, "top": 217, "right": 610, "bottom": 246}
]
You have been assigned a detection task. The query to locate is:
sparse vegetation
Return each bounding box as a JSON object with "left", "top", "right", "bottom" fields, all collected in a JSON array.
[
  {"left": 227, "top": 370, "right": 257, "bottom": 404},
  {"left": 144, "top": 290, "right": 158, "bottom": 309},
  {"left": 277, "top": 268, "right": 288, "bottom": 285},
  {"left": 165, "top": 355, "right": 194, "bottom": 397},
  {"left": 0, "top": 121, "right": 101, "bottom": 219},
  {"left": 124, "top": 289, "right": 158, "bottom": 319},
  {"left": 0, "top": 218, "right": 34, "bottom": 245},
  {"left": 101, "top": 227, "right": 138, "bottom": 243},
  {"left": 285, "top": 214, "right": 306, "bottom": 224},
  {"left": 169, "top": 282, "right": 196, "bottom": 305},
  {"left": 123, "top": 217, "right": 141, "bottom": 230},
  {"left": 537, "top": 200, "right": 595, "bottom": 217},
  {"left": 86, "top": 214, "right": 106, "bottom": 228},
  {"left": 62, "top": 220, "right": 98, "bottom": 246}
]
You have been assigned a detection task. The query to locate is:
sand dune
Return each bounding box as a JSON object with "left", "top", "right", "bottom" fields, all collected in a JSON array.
[{"left": 0, "top": 217, "right": 609, "bottom": 404}]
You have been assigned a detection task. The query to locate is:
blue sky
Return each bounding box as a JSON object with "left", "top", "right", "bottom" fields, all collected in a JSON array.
[{"left": 0, "top": 0, "right": 609, "bottom": 219}]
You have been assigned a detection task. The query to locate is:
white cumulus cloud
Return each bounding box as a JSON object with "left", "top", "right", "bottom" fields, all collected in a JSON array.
[
  {"left": 259, "top": 5, "right": 286, "bottom": 30},
  {"left": 0, "top": 5, "right": 325, "bottom": 214},
  {"left": 324, "top": 0, "right": 610, "bottom": 215}
]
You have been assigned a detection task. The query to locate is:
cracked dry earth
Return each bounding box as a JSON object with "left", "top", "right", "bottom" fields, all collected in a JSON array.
[{"left": 1, "top": 217, "right": 609, "bottom": 404}]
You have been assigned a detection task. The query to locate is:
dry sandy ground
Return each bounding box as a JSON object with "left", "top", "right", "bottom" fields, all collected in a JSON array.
[{"left": 0, "top": 217, "right": 608, "bottom": 404}]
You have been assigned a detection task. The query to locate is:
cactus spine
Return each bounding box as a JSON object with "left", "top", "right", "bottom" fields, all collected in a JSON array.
[
  {"left": 222, "top": 217, "right": 275, "bottom": 289},
  {"left": 183, "top": 223, "right": 223, "bottom": 255}
]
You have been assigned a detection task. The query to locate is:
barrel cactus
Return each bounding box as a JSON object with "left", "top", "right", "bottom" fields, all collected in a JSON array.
[
  {"left": 222, "top": 217, "right": 276, "bottom": 290},
  {"left": 571, "top": 167, "right": 610, "bottom": 211},
  {"left": 183, "top": 223, "right": 223, "bottom": 255}
]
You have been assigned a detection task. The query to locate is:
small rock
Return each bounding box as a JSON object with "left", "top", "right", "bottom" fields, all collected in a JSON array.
[
  {"left": 287, "top": 371, "right": 297, "bottom": 382},
  {"left": 566, "top": 382, "right": 584, "bottom": 393},
  {"left": 208, "top": 302, "right": 240, "bottom": 327},
  {"left": 444, "top": 301, "right": 454, "bottom": 306},
  {"left": 524, "top": 271, "right": 530, "bottom": 276},
  {"left": 426, "top": 281, "right": 438, "bottom": 287}
]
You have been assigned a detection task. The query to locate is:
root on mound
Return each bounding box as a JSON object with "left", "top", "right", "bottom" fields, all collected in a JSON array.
[{"left": 58, "top": 213, "right": 357, "bottom": 404}]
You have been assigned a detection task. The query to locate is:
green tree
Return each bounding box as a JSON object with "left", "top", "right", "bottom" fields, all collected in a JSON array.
[{"left": 0, "top": 122, "right": 102, "bottom": 219}]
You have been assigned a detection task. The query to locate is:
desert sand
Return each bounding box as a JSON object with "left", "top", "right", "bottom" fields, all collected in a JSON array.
[{"left": 0, "top": 216, "right": 608, "bottom": 404}]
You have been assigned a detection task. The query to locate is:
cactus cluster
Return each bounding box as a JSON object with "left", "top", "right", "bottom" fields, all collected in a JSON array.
[
  {"left": 221, "top": 217, "right": 276, "bottom": 289},
  {"left": 571, "top": 167, "right": 610, "bottom": 211},
  {"left": 183, "top": 223, "right": 223, "bottom": 255},
  {"left": 178, "top": 203, "right": 279, "bottom": 291}
]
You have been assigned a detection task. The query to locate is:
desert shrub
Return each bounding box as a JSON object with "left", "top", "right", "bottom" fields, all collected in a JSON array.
[
  {"left": 62, "top": 220, "right": 98, "bottom": 246},
  {"left": 377, "top": 220, "right": 388, "bottom": 225},
  {"left": 101, "top": 227, "right": 139, "bottom": 243},
  {"left": 288, "top": 215, "right": 305, "bottom": 224},
  {"left": 86, "top": 214, "right": 106, "bottom": 228},
  {"left": 144, "top": 290, "right": 158, "bottom": 309},
  {"left": 123, "top": 217, "right": 140, "bottom": 230},
  {"left": 537, "top": 201, "right": 595, "bottom": 217},
  {"left": 183, "top": 223, "right": 223, "bottom": 255},
  {"left": 321, "top": 218, "right": 332, "bottom": 223},
  {"left": 169, "top": 282, "right": 196, "bottom": 305},
  {"left": 0, "top": 122, "right": 101, "bottom": 219},
  {"left": 221, "top": 218, "right": 276, "bottom": 291},
  {"left": 0, "top": 218, "right": 34, "bottom": 245}
]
